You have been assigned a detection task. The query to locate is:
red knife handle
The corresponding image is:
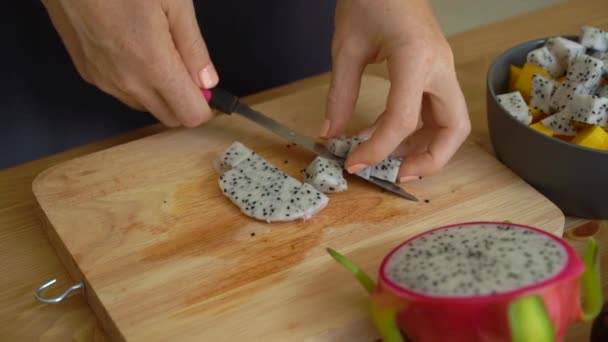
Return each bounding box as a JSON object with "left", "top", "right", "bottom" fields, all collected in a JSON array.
[{"left": 201, "top": 88, "right": 239, "bottom": 114}]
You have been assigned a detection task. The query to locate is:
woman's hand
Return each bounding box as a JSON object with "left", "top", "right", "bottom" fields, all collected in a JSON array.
[
  {"left": 323, "top": 0, "right": 471, "bottom": 182},
  {"left": 42, "top": 0, "right": 217, "bottom": 127}
]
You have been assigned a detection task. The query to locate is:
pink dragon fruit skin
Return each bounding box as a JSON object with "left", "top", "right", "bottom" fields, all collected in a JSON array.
[{"left": 328, "top": 222, "right": 602, "bottom": 342}]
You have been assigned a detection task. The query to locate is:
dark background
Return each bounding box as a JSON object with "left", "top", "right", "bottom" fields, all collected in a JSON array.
[{"left": 1, "top": 1, "right": 335, "bottom": 169}]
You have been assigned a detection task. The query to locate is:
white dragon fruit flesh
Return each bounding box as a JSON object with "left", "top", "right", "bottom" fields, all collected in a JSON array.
[
  {"left": 371, "top": 157, "right": 402, "bottom": 183},
  {"left": 530, "top": 74, "right": 558, "bottom": 113},
  {"left": 327, "top": 222, "right": 602, "bottom": 342},
  {"left": 216, "top": 142, "right": 328, "bottom": 222},
  {"left": 541, "top": 111, "right": 576, "bottom": 136},
  {"left": 550, "top": 81, "right": 595, "bottom": 112},
  {"left": 213, "top": 141, "right": 253, "bottom": 173},
  {"left": 303, "top": 156, "right": 347, "bottom": 193},
  {"left": 567, "top": 94, "right": 608, "bottom": 126},
  {"left": 580, "top": 25, "right": 608, "bottom": 52},
  {"left": 566, "top": 54, "right": 604, "bottom": 90},
  {"left": 327, "top": 135, "right": 403, "bottom": 184},
  {"left": 526, "top": 46, "right": 563, "bottom": 78},
  {"left": 590, "top": 51, "right": 608, "bottom": 76},
  {"left": 327, "top": 136, "right": 352, "bottom": 158},
  {"left": 545, "top": 36, "right": 585, "bottom": 72},
  {"left": 496, "top": 91, "right": 532, "bottom": 125}
]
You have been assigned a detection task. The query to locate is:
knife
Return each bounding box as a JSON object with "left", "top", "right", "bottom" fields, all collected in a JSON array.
[{"left": 201, "top": 87, "right": 418, "bottom": 202}]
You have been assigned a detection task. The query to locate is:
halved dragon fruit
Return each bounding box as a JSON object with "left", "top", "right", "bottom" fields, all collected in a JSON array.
[
  {"left": 580, "top": 25, "right": 608, "bottom": 52},
  {"left": 567, "top": 94, "right": 608, "bottom": 126},
  {"left": 303, "top": 156, "right": 347, "bottom": 193},
  {"left": 541, "top": 111, "right": 577, "bottom": 136},
  {"left": 496, "top": 91, "right": 532, "bottom": 125},
  {"left": 527, "top": 46, "right": 562, "bottom": 78},
  {"left": 327, "top": 222, "right": 602, "bottom": 342},
  {"left": 531, "top": 74, "right": 559, "bottom": 113},
  {"left": 216, "top": 141, "right": 328, "bottom": 222}
]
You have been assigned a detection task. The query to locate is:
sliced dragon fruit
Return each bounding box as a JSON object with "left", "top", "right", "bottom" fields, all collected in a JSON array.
[
  {"left": 526, "top": 46, "right": 562, "bottom": 78},
  {"left": 567, "top": 94, "right": 608, "bottom": 127},
  {"left": 530, "top": 74, "right": 559, "bottom": 113},
  {"left": 213, "top": 141, "right": 254, "bottom": 173},
  {"left": 550, "top": 81, "right": 595, "bottom": 112},
  {"left": 541, "top": 111, "right": 577, "bottom": 136},
  {"left": 580, "top": 25, "right": 608, "bottom": 52},
  {"left": 327, "top": 136, "right": 352, "bottom": 158},
  {"left": 566, "top": 54, "right": 604, "bottom": 90},
  {"left": 216, "top": 142, "right": 328, "bottom": 222},
  {"left": 545, "top": 37, "right": 585, "bottom": 72},
  {"left": 303, "top": 156, "right": 347, "bottom": 193},
  {"left": 271, "top": 183, "right": 328, "bottom": 221},
  {"left": 496, "top": 91, "right": 532, "bottom": 125},
  {"left": 328, "top": 222, "right": 602, "bottom": 342},
  {"left": 371, "top": 157, "right": 402, "bottom": 183}
]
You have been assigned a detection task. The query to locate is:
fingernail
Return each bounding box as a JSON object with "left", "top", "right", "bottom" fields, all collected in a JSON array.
[
  {"left": 199, "top": 65, "right": 219, "bottom": 89},
  {"left": 346, "top": 164, "right": 368, "bottom": 174},
  {"left": 399, "top": 175, "right": 419, "bottom": 183},
  {"left": 319, "top": 119, "right": 331, "bottom": 137}
]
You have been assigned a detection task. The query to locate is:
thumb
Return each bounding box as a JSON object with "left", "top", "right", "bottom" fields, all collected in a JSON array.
[{"left": 167, "top": 0, "right": 218, "bottom": 89}]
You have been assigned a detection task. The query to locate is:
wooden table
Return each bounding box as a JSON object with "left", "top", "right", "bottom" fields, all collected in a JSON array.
[{"left": 1, "top": 0, "right": 606, "bottom": 340}]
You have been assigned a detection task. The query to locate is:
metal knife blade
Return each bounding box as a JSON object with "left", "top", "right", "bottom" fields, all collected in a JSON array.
[{"left": 203, "top": 87, "right": 418, "bottom": 201}]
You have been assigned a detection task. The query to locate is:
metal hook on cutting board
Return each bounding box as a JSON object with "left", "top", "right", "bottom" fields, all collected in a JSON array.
[{"left": 34, "top": 278, "right": 84, "bottom": 304}]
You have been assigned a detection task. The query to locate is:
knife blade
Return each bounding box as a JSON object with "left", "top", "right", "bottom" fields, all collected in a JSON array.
[{"left": 202, "top": 88, "right": 418, "bottom": 201}]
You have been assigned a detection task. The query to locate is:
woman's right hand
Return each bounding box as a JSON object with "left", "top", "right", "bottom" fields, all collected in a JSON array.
[{"left": 42, "top": 0, "right": 217, "bottom": 127}]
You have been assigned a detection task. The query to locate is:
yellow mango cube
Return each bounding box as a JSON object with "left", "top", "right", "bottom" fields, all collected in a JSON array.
[
  {"left": 530, "top": 107, "right": 548, "bottom": 123},
  {"left": 514, "top": 63, "right": 550, "bottom": 103},
  {"left": 530, "top": 122, "right": 553, "bottom": 136},
  {"left": 571, "top": 125, "right": 608, "bottom": 150},
  {"left": 509, "top": 65, "right": 522, "bottom": 92}
]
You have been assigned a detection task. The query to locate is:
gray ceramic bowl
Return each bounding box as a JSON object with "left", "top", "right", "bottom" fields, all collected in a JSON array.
[{"left": 486, "top": 36, "right": 608, "bottom": 219}]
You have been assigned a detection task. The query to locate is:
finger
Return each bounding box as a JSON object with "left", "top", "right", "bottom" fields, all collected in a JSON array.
[
  {"left": 96, "top": 80, "right": 146, "bottom": 112},
  {"left": 345, "top": 47, "right": 427, "bottom": 173},
  {"left": 397, "top": 73, "right": 470, "bottom": 180},
  {"left": 137, "top": 88, "right": 181, "bottom": 127},
  {"left": 148, "top": 7, "right": 213, "bottom": 127},
  {"left": 321, "top": 39, "right": 368, "bottom": 138},
  {"left": 166, "top": 0, "right": 218, "bottom": 89}
]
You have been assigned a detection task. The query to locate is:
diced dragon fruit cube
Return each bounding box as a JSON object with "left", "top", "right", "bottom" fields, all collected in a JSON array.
[
  {"left": 526, "top": 46, "right": 563, "bottom": 78},
  {"left": 566, "top": 54, "right": 604, "bottom": 90},
  {"left": 550, "top": 81, "right": 595, "bottom": 112},
  {"left": 567, "top": 94, "right": 608, "bottom": 127},
  {"left": 580, "top": 25, "right": 608, "bottom": 52},
  {"left": 496, "top": 91, "right": 532, "bottom": 125},
  {"left": 545, "top": 37, "right": 585, "bottom": 72},
  {"left": 530, "top": 74, "right": 559, "bottom": 113},
  {"left": 540, "top": 111, "right": 577, "bottom": 136}
]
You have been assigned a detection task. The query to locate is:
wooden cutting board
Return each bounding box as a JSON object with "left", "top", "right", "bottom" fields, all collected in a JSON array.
[{"left": 33, "top": 75, "right": 564, "bottom": 342}]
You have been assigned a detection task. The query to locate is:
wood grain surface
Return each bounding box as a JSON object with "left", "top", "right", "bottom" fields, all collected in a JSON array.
[
  {"left": 32, "top": 75, "right": 564, "bottom": 341},
  {"left": 1, "top": 0, "right": 607, "bottom": 340}
]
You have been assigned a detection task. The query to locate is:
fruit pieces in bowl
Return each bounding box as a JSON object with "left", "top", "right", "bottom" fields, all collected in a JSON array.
[{"left": 498, "top": 25, "right": 608, "bottom": 151}]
